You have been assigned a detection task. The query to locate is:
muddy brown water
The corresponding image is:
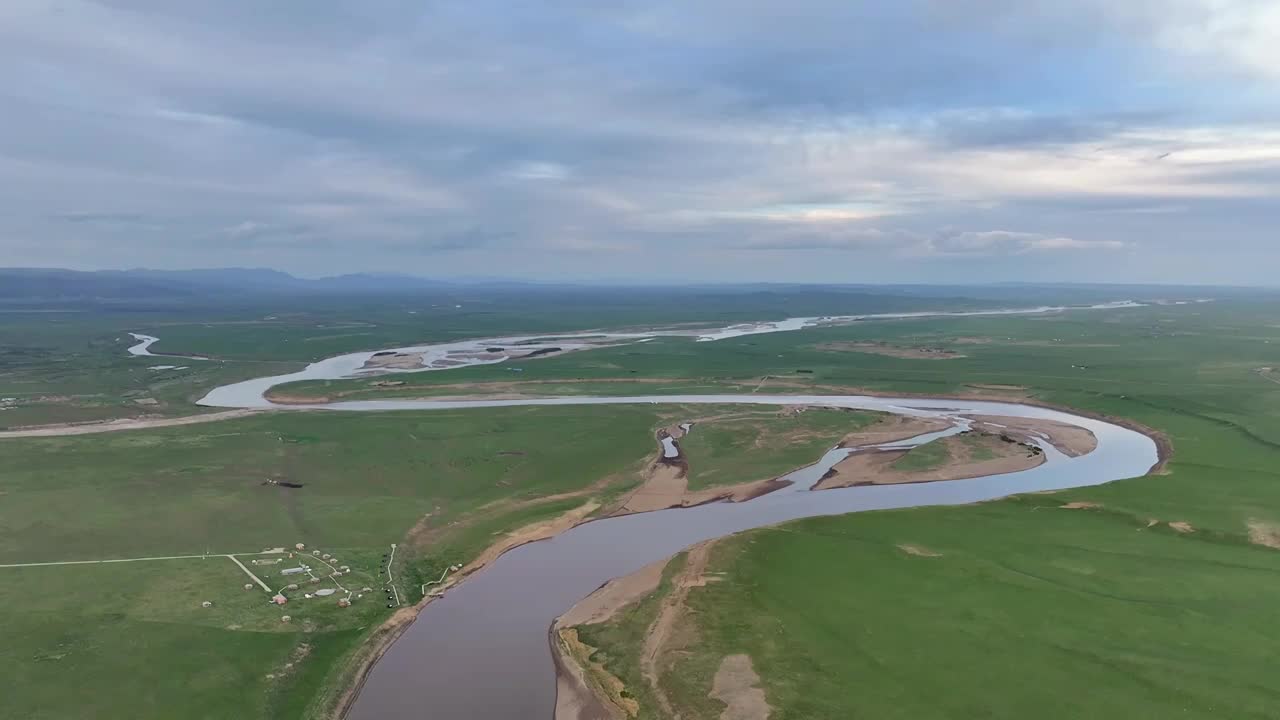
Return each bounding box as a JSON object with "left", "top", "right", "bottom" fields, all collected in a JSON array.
[{"left": 324, "top": 395, "right": 1157, "bottom": 720}]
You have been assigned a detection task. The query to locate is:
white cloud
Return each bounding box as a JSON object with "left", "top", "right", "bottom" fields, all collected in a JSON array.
[
  {"left": 504, "top": 162, "right": 572, "bottom": 181},
  {"left": 1152, "top": 0, "right": 1280, "bottom": 80},
  {"left": 921, "top": 231, "right": 1128, "bottom": 256},
  {"left": 1022, "top": 236, "right": 1127, "bottom": 251}
]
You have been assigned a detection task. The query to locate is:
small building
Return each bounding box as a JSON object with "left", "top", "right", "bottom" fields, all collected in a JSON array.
[
  {"left": 272, "top": 594, "right": 288, "bottom": 605},
  {"left": 281, "top": 567, "right": 306, "bottom": 576}
]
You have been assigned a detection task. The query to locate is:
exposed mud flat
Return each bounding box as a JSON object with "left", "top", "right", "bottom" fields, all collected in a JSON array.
[
  {"left": 966, "top": 415, "right": 1098, "bottom": 457},
  {"left": 615, "top": 458, "right": 789, "bottom": 516},
  {"left": 553, "top": 629, "right": 629, "bottom": 720},
  {"left": 554, "top": 541, "right": 735, "bottom": 720},
  {"left": 266, "top": 394, "right": 335, "bottom": 405},
  {"left": 615, "top": 427, "right": 792, "bottom": 516},
  {"left": 551, "top": 548, "right": 676, "bottom": 720},
  {"left": 816, "top": 431, "right": 1046, "bottom": 490},
  {"left": 1247, "top": 520, "right": 1280, "bottom": 549},
  {"left": 362, "top": 351, "right": 426, "bottom": 370},
  {"left": 710, "top": 655, "right": 771, "bottom": 720},
  {"left": 557, "top": 559, "right": 669, "bottom": 628}
]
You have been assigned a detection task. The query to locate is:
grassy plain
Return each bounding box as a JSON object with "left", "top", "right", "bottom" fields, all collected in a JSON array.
[
  {"left": 2, "top": 558, "right": 375, "bottom": 720},
  {"left": 0, "top": 398, "right": 883, "bottom": 717},
  {"left": 584, "top": 504, "right": 1280, "bottom": 720},
  {"left": 569, "top": 299, "right": 1280, "bottom": 719},
  {"left": 0, "top": 289, "right": 997, "bottom": 426},
  {"left": 0, "top": 405, "right": 660, "bottom": 719},
  {"left": 7, "top": 294, "right": 1280, "bottom": 719}
]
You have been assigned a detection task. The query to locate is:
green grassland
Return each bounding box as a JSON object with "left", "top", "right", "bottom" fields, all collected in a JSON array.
[
  {"left": 0, "top": 312, "right": 301, "bottom": 427},
  {"left": 958, "top": 430, "right": 998, "bottom": 460},
  {"left": 677, "top": 407, "right": 876, "bottom": 490},
  {"left": 0, "top": 398, "right": 886, "bottom": 718},
  {"left": 0, "top": 406, "right": 669, "bottom": 565},
  {"left": 587, "top": 503, "right": 1280, "bottom": 720},
  {"left": 6, "top": 295, "right": 1280, "bottom": 718},
  {"left": 0, "top": 288, "right": 1001, "bottom": 425},
  {"left": 570, "top": 299, "right": 1280, "bottom": 719},
  {"left": 0, "top": 405, "right": 658, "bottom": 719},
  {"left": 889, "top": 436, "right": 952, "bottom": 471},
  {"left": 265, "top": 299, "right": 1279, "bottom": 404}
]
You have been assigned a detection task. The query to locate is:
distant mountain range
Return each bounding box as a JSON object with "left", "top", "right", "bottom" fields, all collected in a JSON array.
[
  {"left": 0, "top": 267, "right": 462, "bottom": 301},
  {"left": 0, "top": 267, "right": 1266, "bottom": 307}
]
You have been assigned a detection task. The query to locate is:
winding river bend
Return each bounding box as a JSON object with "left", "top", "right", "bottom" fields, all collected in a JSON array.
[
  {"left": 176, "top": 305, "right": 1160, "bottom": 720},
  {"left": 335, "top": 396, "right": 1154, "bottom": 720}
]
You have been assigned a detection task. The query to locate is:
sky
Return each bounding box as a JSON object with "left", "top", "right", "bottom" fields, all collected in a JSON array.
[{"left": 2, "top": 1, "right": 1278, "bottom": 285}]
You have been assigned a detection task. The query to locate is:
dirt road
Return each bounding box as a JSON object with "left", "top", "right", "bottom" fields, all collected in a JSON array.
[{"left": 0, "top": 409, "right": 263, "bottom": 439}]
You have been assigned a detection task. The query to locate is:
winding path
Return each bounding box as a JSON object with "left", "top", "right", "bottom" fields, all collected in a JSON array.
[{"left": 0, "top": 409, "right": 261, "bottom": 439}]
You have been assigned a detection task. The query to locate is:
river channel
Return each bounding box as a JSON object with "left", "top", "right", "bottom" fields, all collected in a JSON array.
[
  {"left": 331, "top": 395, "right": 1155, "bottom": 720},
  {"left": 176, "top": 307, "right": 1160, "bottom": 720}
]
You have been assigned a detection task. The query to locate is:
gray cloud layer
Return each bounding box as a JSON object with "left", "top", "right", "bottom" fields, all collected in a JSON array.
[{"left": 2, "top": 1, "right": 1278, "bottom": 283}]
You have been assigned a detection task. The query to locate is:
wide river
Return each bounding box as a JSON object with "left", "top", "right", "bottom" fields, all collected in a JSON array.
[{"left": 181, "top": 306, "right": 1160, "bottom": 720}]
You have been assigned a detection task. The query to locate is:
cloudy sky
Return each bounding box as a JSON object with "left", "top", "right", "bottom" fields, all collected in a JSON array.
[{"left": 2, "top": 1, "right": 1278, "bottom": 284}]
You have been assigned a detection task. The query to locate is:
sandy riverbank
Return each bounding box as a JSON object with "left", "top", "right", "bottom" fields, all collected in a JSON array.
[
  {"left": 330, "top": 495, "right": 608, "bottom": 720},
  {"left": 551, "top": 558, "right": 673, "bottom": 720},
  {"left": 552, "top": 540, "right": 722, "bottom": 720},
  {"left": 815, "top": 430, "right": 1045, "bottom": 490},
  {"left": 611, "top": 424, "right": 798, "bottom": 515},
  {"left": 362, "top": 352, "right": 426, "bottom": 370},
  {"left": 966, "top": 415, "right": 1098, "bottom": 457}
]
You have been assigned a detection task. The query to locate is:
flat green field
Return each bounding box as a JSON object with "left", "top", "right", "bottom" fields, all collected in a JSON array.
[
  {"left": 0, "top": 405, "right": 660, "bottom": 718},
  {"left": 3, "top": 558, "right": 374, "bottom": 720},
  {"left": 583, "top": 502, "right": 1280, "bottom": 719},
  {"left": 0, "top": 397, "right": 883, "bottom": 718}
]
